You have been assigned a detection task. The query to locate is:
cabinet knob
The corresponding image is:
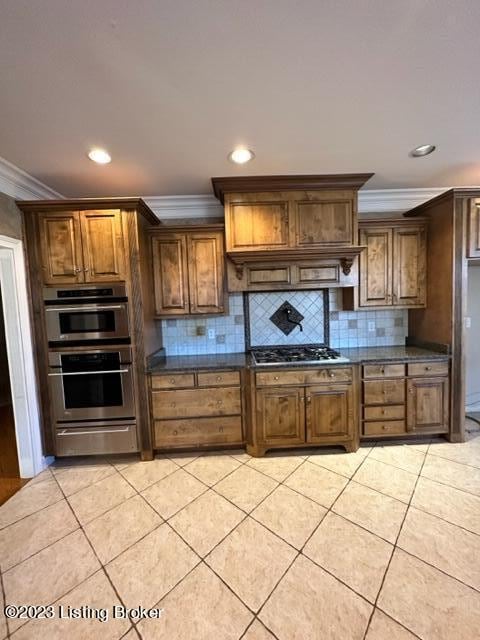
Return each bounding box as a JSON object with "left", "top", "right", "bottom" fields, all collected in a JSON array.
[
  {"left": 84, "top": 267, "right": 89, "bottom": 272},
  {"left": 382, "top": 409, "right": 386, "bottom": 415},
  {"left": 380, "top": 367, "right": 385, "bottom": 374},
  {"left": 217, "top": 400, "right": 223, "bottom": 405},
  {"left": 329, "top": 372, "right": 335, "bottom": 378},
  {"left": 307, "top": 396, "right": 311, "bottom": 403},
  {"left": 425, "top": 366, "right": 432, "bottom": 371},
  {"left": 171, "top": 403, "right": 176, "bottom": 408},
  {"left": 274, "top": 376, "right": 279, "bottom": 381},
  {"left": 216, "top": 376, "right": 222, "bottom": 381},
  {"left": 408, "top": 388, "right": 414, "bottom": 394},
  {"left": 173, "top": 430, "right": 178, "bottom": 436},
  {"left": 74, "top": 266, "right": 82, "bottom": 273},
  {"left": 382, "top": 425, "right": 387, "bottom": 430},
  {"left": 169, "top": 378, "right": 175, "bottom": 383},
  {"left": 219, "top": 426, "right": 224, "bottom": 433}
]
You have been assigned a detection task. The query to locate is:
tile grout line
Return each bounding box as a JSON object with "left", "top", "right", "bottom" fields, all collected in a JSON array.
[
  {"left": 253, "top": 445, "right": 378, "bottom": 636},
  {"left": 47, "top": 464, "right": 146, "bottom": 639},
  {"left": 361, "top": 441, "right": 431, "bottom": 640}
]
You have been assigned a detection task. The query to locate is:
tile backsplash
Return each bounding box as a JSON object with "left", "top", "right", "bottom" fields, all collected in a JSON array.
[{"left": 160, "top": 289, "right": 408, "bottom": 355}]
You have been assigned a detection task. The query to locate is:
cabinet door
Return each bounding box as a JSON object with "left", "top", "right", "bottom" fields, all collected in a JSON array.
[
  {"left": 80, "top": 210, "right": 125, "bottom": 282},
  {"left": 392, "top": 227, "right": 426, "bottom": 306},
  {"left": 39, "top": 211, "right": 84, "bottom": 285},
  {"left": 294, "top": 198, "right": 354, "bottom": 247},
  {"left": 152, "top": 235, "right": 189, "bottom": 316},
  {"left": 306, "top": 384, "right": 354, "bottom": 443},
  {"left": 187, "top": 232, "right": 225, "bottom": 314},
  {"left": 407, "top": 377, "right": 449, "bottom": 433},
  {"left": 359, "top": 227, "right": 392, "bottom": 307},
  {"left": 256, "top": 387, "right": 305, "bottom": 445},
  {"left": 467, "top": 199, "right": 480, "bottom": 258},
  {"left": 225, "top": 194, "right": 290, "bottom": 251}
]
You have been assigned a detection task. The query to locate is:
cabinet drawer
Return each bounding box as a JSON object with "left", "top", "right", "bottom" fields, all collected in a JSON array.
[
  {"left": 363, "top": 364, "right": 405, "bottom": 379},
  {"left": 197, "top": 371, "right": 240, "bottom": 387},
  {"left": 364, "top": 405, "right": 405, "bottom": 421},
  {"left": 363, "top": 379, "right": 405, "bottom": 405},
  {"left": 255, "top": 367, "right": 352, "bottom": 387},
  {"left": 304, "top": 367, "right": 353, "bottom": 384},
  {"left": 154, "top": 416, "right": 243, "bottom": 448},
  {"left": 363, "top": 421, "right": 406, "bottom": 436},
  {"left": 256, "top": 371, "right": 306, "bottom": 386},
  {"left": 408, "top": 361, "right": 449, "bottom": 377},
  {"left": 151, "top": 373, "right": 195, "bottom": 389},
  {"left": 152, "top": 388, "right": 241, "bottom": 419}
]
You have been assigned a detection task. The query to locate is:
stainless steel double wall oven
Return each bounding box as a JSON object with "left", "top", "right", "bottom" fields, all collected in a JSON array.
[{"left": 45, "top": 285, "right": 138, "bottom": 455}]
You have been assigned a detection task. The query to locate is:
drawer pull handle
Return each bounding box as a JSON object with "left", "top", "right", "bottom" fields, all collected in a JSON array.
[{"left": 169, "top": 378, "right": 175, "bottom": 384}]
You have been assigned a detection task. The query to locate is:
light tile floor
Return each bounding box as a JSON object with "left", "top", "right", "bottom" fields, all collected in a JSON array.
[{"left": 1, "top": 421, "right": 480, "bottom": 639}]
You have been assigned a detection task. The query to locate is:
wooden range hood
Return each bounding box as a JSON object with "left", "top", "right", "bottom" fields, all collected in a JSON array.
[{"left": 211, "top": 173, "right": 374, "bottom": 291}]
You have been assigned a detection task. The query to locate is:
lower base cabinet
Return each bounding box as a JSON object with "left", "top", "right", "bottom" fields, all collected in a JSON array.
[
  {"left": 249, "top": 367, "right": 358, "bottom": 456},
  {"left": 150, "top": 370, "right": 244, "bottom": 450},
  {"left": 361, "top": 360, "right": 450, "bottom": 438}
]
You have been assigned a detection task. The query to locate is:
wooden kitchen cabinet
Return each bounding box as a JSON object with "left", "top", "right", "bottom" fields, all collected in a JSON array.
[
  {"left": 256, "top": 387, "right": 305, "bottom": 445},
  {"left": 39, "top": 209, "right": 125, "bottom": 285},
  {"left": 361, "top": 359, "right": 450, "bottom": 438},
  {"left": 345, "top": 219, "right": 427, "bottom": 309},
  {"left": 151, "top": 226, "right": 225, "bottom": 317},
  {"left": 467, "top": 198, "right": 480, "bottom": 258},
  {"left": 150, "top": 369, "right": 244, "bottom": 450},
  {"left": 224, "top": 190, "right": 357, "bottom": 252},
  {"left": 249, "top": 366, "right": 358, "bottom": 456},
  {"left": 407, "top": 376, "right": 449, "bottom": 433},
  {"left": 306, "top": 384, "right": 354, "bottom": 443}
]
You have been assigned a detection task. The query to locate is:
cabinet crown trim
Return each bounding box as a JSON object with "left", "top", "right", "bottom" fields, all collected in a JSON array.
[{"left": 211, "top": 173, "right": 374, "bottom": 204}]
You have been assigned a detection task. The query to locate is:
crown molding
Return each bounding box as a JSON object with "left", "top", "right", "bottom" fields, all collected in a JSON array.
[
  {"left": 0, "top": 156, "right": 64, "bottom": 200},
  {"left": 358, "top": 187, "right": 447, "bottom": 213},
  {"left": 145, "top": 187, "right": 449, "bottom": 220},
  {"left": 145, "top": 194, "right": 224, "bottom": 220}
]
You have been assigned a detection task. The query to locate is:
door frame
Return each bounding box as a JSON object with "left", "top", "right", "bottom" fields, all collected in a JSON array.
[{"left": 0, "top": 234, "right": 51, "bottom": 477}]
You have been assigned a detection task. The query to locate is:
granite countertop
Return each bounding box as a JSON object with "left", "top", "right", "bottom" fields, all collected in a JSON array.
[
  {"left": 147, "top": 351, "right": 247, "bottom": 373},
  {"left": 147, "top": 345, "right": 448, "bottom": 373}
]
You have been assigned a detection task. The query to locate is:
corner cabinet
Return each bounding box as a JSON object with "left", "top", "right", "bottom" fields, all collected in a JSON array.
[
  {"left": 249, "top": 366, "right": 358, "bottom": 456},
  {"left": 344, "top": 218, "right": 427, "bottom": 309},
  {"left": 151, "top": 225, "right": 226, "bottom": 317},
  {"left": 39, "top": 209, "right": 125, "bottom": 284}
]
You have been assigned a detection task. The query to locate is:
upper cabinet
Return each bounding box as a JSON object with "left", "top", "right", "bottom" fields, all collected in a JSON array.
[
  {"left": 39, "top": 209, "right": 125, "bottom": 285},
  {"left": 212, "top": 174, "right": 373, "bottom": 255},
  {"left": 224, "top": 190, "right": 357, "bottom": 253},
  {"left": 467, "top": 198, "right": 480, "bottom": 259},
  {"left": 345, "top": 218, "right": 427, "bottom": 309},
  {"left": 151, "top": 226, "right": 226, "bottom": 317}
]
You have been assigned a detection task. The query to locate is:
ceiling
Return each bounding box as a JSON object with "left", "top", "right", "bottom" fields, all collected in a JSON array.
[{"left": 1, "top": 0, "right": 480, "bottom": 198}]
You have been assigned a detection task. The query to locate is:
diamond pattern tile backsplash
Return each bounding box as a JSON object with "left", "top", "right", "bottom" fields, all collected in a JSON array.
[
  {"left": 249, "top": 291, "right": 325, "bottom": 346},
  {"left": 160, "top": 289, "right": 408, "bottom": 355}
]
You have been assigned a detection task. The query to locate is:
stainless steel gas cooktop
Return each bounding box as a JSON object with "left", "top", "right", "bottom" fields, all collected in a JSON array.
[{"left": 250, "top": 344, "right": 350, "bottom": 365}]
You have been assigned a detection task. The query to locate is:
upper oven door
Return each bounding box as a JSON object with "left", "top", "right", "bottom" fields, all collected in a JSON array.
[{"left": 45, "top": 303, "right": 130, "bottom": 342}]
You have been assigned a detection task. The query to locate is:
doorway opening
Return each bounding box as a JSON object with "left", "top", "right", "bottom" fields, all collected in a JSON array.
[
  {"left": 0, "top": 283, "right": 26, "bottom": 503},
  {"left": 466, "top": 264, "right": 480, "bottom": 434}
]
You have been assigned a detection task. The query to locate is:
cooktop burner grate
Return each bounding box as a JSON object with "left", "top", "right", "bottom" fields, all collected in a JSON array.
[{"left": 250, "top": 344, "right": 350, "bottom": 365}]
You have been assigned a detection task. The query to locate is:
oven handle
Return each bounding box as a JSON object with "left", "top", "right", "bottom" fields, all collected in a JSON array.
[
  {"left": 48, "top": 369, "right": 130, "bottom": 376},
  {"left": 45, "top": 305, "right": 125, "bottom": 312},
  {"left": 57, "top": 426, "right": 131, "bottom": 435}
]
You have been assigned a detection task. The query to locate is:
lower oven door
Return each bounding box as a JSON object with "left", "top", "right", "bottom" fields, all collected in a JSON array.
[
  {"left": 55, "top": 421, "right": 138, "bottom": 456},
  {"left": 48, "top": 356, "right": 135, "bottom": 422}
]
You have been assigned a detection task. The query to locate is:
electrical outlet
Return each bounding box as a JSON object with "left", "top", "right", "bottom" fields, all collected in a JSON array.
[
  {"left": 466, "top": 316, "right": 472, "bottom": 329},
  {"left": 368, "top": 321, "right": 375, "bottom": 332},
  {"left": 196, "top": 325, "right": 206, "bottom": 336},
  {"left": 208, "top": 329, "right": 215, "bottom": 339}
]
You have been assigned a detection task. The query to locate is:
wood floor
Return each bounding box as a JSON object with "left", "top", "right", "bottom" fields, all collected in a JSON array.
[{"left": 0, "top": 403, "right": 26, "bottom": 505}]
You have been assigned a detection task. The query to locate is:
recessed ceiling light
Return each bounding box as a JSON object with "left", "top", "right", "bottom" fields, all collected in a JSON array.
[
  {"left": 410, "top": 144, "right": 436, "bottom": 157},
  {"left": 228, "top": 148, "right": 255, "bottom": 164},
  {"left": 88, "top": 148, "right": 112, "bottom": 164}
]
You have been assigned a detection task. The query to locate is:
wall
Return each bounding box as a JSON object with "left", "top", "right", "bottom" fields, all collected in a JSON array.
[
  {"left": 0, "top": 192, "right": 22, "bottom": 239},
  {"left": 466, "top": 265, "right": 480, "bottom": 410},
  {"left": 161, "top": 289, "right": 408, "bottom": 355}
]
